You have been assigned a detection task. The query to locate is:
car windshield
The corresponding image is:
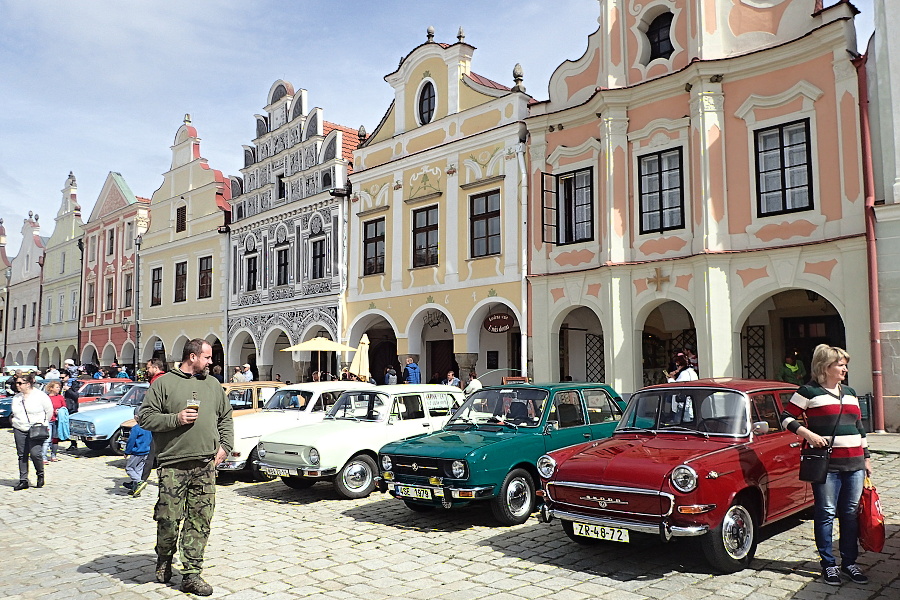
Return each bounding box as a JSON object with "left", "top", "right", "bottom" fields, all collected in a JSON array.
[
  {"left": 265, "top": 389, "right": 315, "bottom": 410},
  {"left": 617, "top": 388, "right": 750, "bottom": 436},
  {"left": 327, "top": 390, "right": 388, "bottom": 422},
  {"left": 119, "top": 385, "right": 148, "bottom": 407},
  {"left": 447, "top": 388, "right": 549, "bottom": 428}
]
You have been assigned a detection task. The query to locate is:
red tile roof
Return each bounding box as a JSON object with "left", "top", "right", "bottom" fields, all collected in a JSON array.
[
  {"left": 468, "top": 72, "right": 510, "bottom": 91},
  {"left": 324, "top": 121, "right": 360, "bottom": 170}
]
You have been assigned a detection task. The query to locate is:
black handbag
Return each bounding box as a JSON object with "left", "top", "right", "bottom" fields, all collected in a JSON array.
[
  {"left": 28, "top": 423, "right": 50, "bottom": 442},
  {"left": 798, "top": 387, "right": 843, "bottom": 484}
]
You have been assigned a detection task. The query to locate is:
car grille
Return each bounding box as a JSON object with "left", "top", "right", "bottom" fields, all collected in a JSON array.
[
  {"left": 547, "top": 481, "right": 673, "bottom": 519},
  {"left": 70, "top": 420, "right": 95, "bottom": 436},
  {"left": 390, "top": 455, "right": 451, "bottom": 478}
]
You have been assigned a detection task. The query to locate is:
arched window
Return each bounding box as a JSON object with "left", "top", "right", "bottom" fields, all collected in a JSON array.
[
  {"left": 647, "top": 13, "right": 674, "bottom": 62},
  {"left": 418, "top": 81, "right": 436, "bottom": 125}
]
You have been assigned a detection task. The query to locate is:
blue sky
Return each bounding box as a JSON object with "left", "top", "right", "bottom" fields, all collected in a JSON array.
[{"left": 0, "top": 0, "right": 876, "bottom": 253}]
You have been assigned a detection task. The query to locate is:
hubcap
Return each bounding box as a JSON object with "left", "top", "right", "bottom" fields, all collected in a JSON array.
[
  {"left": 506, "top": 477, "right": 530, "bottom": 516},
  {"left": 344, "top": 462, "right": 371, "bottom": 490},
  {"left": 722, "top": 505, "right": 753, "bottom": 559}
]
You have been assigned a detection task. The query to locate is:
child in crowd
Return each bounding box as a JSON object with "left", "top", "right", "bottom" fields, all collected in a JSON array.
[{"left": 124, "top": 419, "right": 152, "bottom": 497}]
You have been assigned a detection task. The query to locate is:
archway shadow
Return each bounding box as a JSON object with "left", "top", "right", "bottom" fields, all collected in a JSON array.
[{"left": 342, "top": 496, "right": 508, "bottom": 532}]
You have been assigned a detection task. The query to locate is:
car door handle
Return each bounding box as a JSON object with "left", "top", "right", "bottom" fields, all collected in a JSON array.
[
  {"left": 583, "top": 433, "right": 591, "bottom": 439},
  {"left": 790, "top": 442, "right": 801, "bottom": 447},
  {"left": 423, "top": 423, "right": 431, "bottom": 427}
]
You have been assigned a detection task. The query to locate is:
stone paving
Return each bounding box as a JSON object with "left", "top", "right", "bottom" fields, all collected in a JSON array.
[{"left": 1, "top": 428, "right": 897, "bottom": 600}]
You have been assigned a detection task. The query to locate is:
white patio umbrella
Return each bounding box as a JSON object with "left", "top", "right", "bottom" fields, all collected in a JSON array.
[
  {"left": 348, "top": 334, "right": 371, "bottom": 381},
  {"left": 280, "top": 337, "right": 356, "bottom": 376}
]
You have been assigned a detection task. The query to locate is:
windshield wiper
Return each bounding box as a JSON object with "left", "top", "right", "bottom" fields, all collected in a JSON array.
[
  {"left": 447, "top": 417, "right": 475, "bottom": 429},
  {"left": 484, "top": 417, "right": 518, "bottom": 430},
  {"left": 661, "top": 426, "right": 708, "bottom": 439},
  {"left": 616, "top": 426, "right": 656, "bottom": 435}
]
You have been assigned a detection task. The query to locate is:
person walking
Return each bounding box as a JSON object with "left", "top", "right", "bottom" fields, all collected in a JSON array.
[
  {"left": 402, "top": 357, "right": 421, "bottom": 384},
  {"left": 43, "top": 380, "right": 66, "bottom": 462},
  {"left": 231, "top": 366, "right": 244, "bottom": 382},
  {"left": 138, "top": 339, "right": 233, "bottom": 596},
  {"left": 780, "top": 344, "right": 872, "bottom": 586},
  {"left": 241, "top": 364, "right": 254, "bottom": 381},
  {"left": 124, "top": 416, "right": 153, "bottom": 497},
  {"left": 139, "top": 358, "right": 167, "bottom": 486},
  {"left": 10, "top": 372, "right": 53, "bottom": 490},
  {"left": 63, "top": 373, "right": 80, "bottom": 451}
]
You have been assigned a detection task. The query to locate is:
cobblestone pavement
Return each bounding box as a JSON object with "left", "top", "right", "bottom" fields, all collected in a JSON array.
[{"left": 1, "top": 428, "right": 897, "bottom": 600}]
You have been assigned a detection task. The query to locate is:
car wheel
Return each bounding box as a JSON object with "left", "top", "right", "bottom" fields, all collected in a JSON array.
[
  {"left": 561, "top": 520, "right": 601, "bottom": 545},
  {"left": 701, "top": 498, "right": 758, "bottom": 573},
  {"left": 107, "top": 429, "right": 125, "bottom": 456},
  {"left": 281, "top": 476, "right": 315, "bottom": 490},
  {"left": 84, "top": 440, "right": 109, "bottom": 451},
  {"left": 333, "top": 454, "right": 377, "bottom": 499},
  {"left": 490, "top": 468, "right": 535, "bottom": 525},
  {"left": 404, "top": 500, "right": 436, "bottom": 512},
  {"left": 249, "top": 449, "right": 275, "bottom": 482}
]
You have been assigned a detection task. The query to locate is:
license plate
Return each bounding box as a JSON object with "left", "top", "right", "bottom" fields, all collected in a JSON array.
[
  {"left": 396, "top": 485, "right": 433, "bottom": 500},
  {"left": 572, "top": 521, "right": 629, "bottom": 543},
  {"left": 264, "top": 467, "right": 292, "bottom": 477}
]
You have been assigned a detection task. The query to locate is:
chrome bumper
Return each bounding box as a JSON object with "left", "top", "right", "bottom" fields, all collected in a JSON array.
[
  {"left": 549, "top": 508, "right": 708, "bottom": 537},
  {"left": 257, "top": 461, "right": 337, "bottom": 477},
  {"left": 385, "top": 481, "right": 495, "bottom": 499},
  {"left": 217, "top": 460, "right": 247, "bottom": 471}
]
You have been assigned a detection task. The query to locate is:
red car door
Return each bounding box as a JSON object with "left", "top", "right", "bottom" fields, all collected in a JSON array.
[{"left": 750, "top": 393, "right": 806, "bottom": 520}]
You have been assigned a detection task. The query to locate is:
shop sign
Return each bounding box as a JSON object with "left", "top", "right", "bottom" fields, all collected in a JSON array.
[{"left": 483, "top": 313, "right": 514, "bottom": 333}]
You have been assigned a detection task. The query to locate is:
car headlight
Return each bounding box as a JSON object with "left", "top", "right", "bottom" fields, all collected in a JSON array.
[
  {"left": 537, "top": 454, "right": 556, "bottom": 479},
  {"left": 308, "top": 447, "right": 320, "bottom": 465},
  {"left": 451, "top": 460, "right": 466, "bottom": 479},
  {"left": 381, "top": 455, "right": 392, "bottom": 471},
  {"left": 256, "top": 442, "right": 266, "bottom": 458},
  {"left": 87, "top": 423, "right": 96, "bottom": 436},
  {"left": 671, "top": 465, "right": 698, "bottom": 493}
]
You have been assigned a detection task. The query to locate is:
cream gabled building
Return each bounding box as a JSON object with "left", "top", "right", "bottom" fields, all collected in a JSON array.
[
  {"left": 6, "top": 214, "right": 47, "bottom": 367},
  {"left": 39, "top": 172, "right": 84, "bottom": 368},
  {"left": 138, "top": 116, "right": 232, "bottom": 368},
  {"left": 227, "top": 80, "right": 357, "bottom": 381},
  {"left": 347, "top": 28, "right": 531, "bottom": 385}
]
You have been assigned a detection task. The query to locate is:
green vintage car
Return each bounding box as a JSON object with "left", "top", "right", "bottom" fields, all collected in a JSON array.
[{"left": 378, "top": 382, "right": 625, "bottom": 525}]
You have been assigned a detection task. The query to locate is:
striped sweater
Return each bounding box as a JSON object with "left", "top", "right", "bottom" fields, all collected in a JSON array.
[{"left": 781, "top": 383, "right": 869, "bottom": 472}]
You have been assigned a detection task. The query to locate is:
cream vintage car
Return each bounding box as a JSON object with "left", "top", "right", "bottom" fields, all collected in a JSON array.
[
  {"left": 217, "top": 380, "right": 375, "bottom": 480},
  {"left": 257, "top": 384, "right": 465, "bottom": 499}
]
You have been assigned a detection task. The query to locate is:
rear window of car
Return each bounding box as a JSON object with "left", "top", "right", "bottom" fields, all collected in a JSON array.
[{"left": 265, "top": 389, "right": 314, "bottom": 410}]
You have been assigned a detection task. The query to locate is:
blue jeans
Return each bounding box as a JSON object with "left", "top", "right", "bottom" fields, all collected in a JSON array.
[{"left": 812, "top": 469, "right": 864, "bottom": 567}]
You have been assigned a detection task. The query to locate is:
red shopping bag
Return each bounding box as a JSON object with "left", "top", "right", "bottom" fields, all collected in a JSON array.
[{"left": 858, "top": 477, "right": 885, "bottom": 553}]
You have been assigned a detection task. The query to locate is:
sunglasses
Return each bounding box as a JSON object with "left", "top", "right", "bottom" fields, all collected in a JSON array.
[{"left": 16, "top": 380, "right": 29, "bottom": 384}]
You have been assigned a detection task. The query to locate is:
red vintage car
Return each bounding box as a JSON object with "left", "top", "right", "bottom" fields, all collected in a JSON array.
[{"left": 537, "top": 378, "right": 811, "bottom": 573}]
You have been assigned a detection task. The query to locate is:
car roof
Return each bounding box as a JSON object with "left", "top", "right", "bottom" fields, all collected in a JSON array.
[
  {"left": 483, "top": 382, "right": 620, "bottom": 394},
  {"left": 638, "top": 378, "right": 798, "bottom": 394},
  {"left": 273, "top": 381, "right": 376, "bottom": 392},
  {"left": 359, "top": 384, "right": 464, "bottom": 394}
]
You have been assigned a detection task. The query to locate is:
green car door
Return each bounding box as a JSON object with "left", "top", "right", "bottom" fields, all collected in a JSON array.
[
  {"left": 542, "top": 390, "right": 594, "bottom": 451},
  {"left": 583, "top": 387, "right": 624, "bottom": 437}
]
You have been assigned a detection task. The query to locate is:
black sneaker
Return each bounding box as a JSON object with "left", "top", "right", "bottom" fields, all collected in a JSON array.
[
  {"left": 841, "top": 564, "right": 869, "bottom": 584},
  {"left": 13, "top": 480, "right": 29, "bottom": 491},
  {"left": 180, "top": 574, "right": 213, "bottom": 596},
  {"left": 123, "top": 481, "right": 135, "bottom": 491},
  {"left": 823, "top": 565, "right": 841, "bottom": 586},
  {"left": 155, "top": 556, "right": 173, "bottom": 583}
]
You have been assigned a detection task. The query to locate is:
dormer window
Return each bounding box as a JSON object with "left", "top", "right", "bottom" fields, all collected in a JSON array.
[
  {"left": 647, "top": 12, "right": 674, "bottom": 62},
  {"left": 418, "top": 81, "right": 436, "bottom": 125}
]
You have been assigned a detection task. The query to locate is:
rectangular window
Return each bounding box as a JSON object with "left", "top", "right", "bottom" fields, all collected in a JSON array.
[
  {"left": 556, "top": 168, "right": 593, "bottom": 244},
  {"left": 176, "top": 205, "right": 187, "bottom": 232},
  {"left": 470, "top": 190, "right": 501, "bottom": 257},
  {"left": 86, "top": 285, "right": 95, "bottom": 315},
  {"left": 12, "top": 307, "right": 16, "bottom": 330},
  {"left": 105, "top": 278, "right": 114, "bottom": 311},
  {"left": 277, "top": 174, "right": 286, "bottom": 200},
  {"left": 311, "top": 239, "right": 326, "bottom": 279},
  {"left": 276, "top": 248, "right": 289, "bottom": 286},
  {"left": 60, "top": 251, "right": 66, "bottom": 273},
  {"left": 71, "top": 291, "right": 77, "bottom": 320},
  {"left": 88, "top": 236, "right": 97, "bottom": 261},
  {"left": 363, "top": 218, "right": 385, "bottom": 275},
  {"left": 58, "top": 293, "right": 64, "bottom": 321},
  {"left": 125, "top": 222, "right": 134, "bottom": 250},
  {"left": 198, "top": 256, "right": 212, "bottom": 298},
  {"left": 755, "top": 119, "right": 813, "bottom": 216},
  {"left": 151, "top": 267, "right": 162, "bottom": 306},
  {"left": 0, "top": 310, "right": 3, "bottom": 331},
  {"left": 124, "top": 273, "right": 133, "bottom": 307},
  {"left": 246, "top": 256, "right": 257, "bottom": 291},
  {"left": 412, "top": 206, "right": 439, "bottom": 267},
  {"left": 46, "top": 297, "right": 52, "bottom": 324},
  {"left": 31, "top": 302, "right": 36, "bottom": 327},
  {"left": 107, "top": 229, "right": 115, "bottom": 255},
  {"left": 174, "top": 261, "right": 187, "bottom": 302},
  {"left": 638, "top": 148, "right": 684, "bottom": 234}
]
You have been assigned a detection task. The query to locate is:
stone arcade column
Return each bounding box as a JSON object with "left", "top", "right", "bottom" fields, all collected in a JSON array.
[{"left": 454, "top": 352, "right": 478, "bottom": 384}]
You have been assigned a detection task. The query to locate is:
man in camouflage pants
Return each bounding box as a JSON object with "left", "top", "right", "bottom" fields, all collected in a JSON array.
[{"left": 139, "top": 339, "right": 233, "bottom": 596}]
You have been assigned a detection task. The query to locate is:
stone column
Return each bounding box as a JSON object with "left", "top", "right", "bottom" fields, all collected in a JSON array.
[
  {"left": 256, "top": 364, "right": 272, "bottom": 381},
  {"left": 295, "top": 359, "right": 310, "bottom": 382},
  {"left": 454, "top": 353, "right": 478, "bottom": 380}
]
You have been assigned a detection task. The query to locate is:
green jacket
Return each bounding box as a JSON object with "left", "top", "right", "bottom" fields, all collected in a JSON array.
[{"left": 138, "top": 368, "right": 233, "bottom": 468}]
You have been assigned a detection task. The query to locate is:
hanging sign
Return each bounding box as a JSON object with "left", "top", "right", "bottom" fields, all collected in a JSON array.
[
  {"left": 154, "top": 341, "right": 163, "bottom": 351},
  {"left": 483, "top": 313, "right": 514, "bottom": 333}
]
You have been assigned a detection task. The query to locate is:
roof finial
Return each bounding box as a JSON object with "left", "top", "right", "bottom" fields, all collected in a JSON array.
[
  {"left": 184, "top": 113, "right": 192, "bottom": 124},
  {"left": 357, "top": 125, "right": 368, "bottom": 148},
  {"left": 426, "top": 26, "right": 435, "bottom": 43},
  {"left": 512, "top": 63, "right": 526, "bottom": 93},
  {"left": 457, "top": 27, "right": 465, "bottom": 43},
  {"left": 28, "top": 211, "right": 33, "bottom": 219},
  {"left": 34, "top": 213, "right": 39, "bottom": 222}
]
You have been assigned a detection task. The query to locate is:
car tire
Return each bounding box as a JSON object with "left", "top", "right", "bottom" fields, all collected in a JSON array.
[
  {"left": 333, "top": 454, "right": 377, "bottom": 499},
  {"left": 84, "top": 440, "right": 109, "bottom": 451},
  {"left": 281, "top": 476, "right": 315, "bottom": 490},
  {"left": 249, "top": 449, "right": 275, "bottom": 482},
  {"left": 404, "top": 500, "right": 436, "bottom": 512},
  {"left": 701, "top": 498, "right": 758, "bottom": 573},
  {"left": 107, "top": 429, "right": 125, "bottom": 457},
  {"left": 561, "top": 519, "right": 601, "bottom": 545},
  {"left": 490, "top": 468, "right": 535, "bottom": 526}
]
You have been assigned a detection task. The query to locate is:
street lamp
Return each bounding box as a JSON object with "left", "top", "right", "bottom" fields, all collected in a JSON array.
[
  {"left": 3, "top": 267, "right": 10, "bottom": 369},
  {"left": 134, "top": 234, "right": 141, "bottom": 372}
]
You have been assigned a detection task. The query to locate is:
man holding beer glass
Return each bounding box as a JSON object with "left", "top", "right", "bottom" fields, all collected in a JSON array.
[{"left": 138, "top": 339, "right": 233, "bottom": 596}]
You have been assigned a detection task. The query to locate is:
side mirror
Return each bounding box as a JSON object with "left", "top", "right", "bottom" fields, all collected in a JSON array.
[
  {"left": 544, "top": 421, "right": 559, "bottom": 435},
  {"left": 752, "top": 421, "right": 769, "bottom": 435}
]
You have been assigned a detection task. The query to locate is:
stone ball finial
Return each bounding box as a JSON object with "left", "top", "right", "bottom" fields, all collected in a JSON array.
[
  {"left": 457, "top": 27, "right": 465, "bottom": 43},
  {"left": 512, "top": 63, "right": 526, "bottom": 93},
  {"left": 426, "top": 26, "right": 435, "bottom": 43},
  {"left": 34, "top": 213, "right": 39, "bottom": 222},
  {"left": 28, "top": 210, "right": 33, "bottom": 218}
]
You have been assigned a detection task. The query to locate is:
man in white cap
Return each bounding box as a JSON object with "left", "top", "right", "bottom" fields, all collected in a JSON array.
[
  {"left": 241, "top": 364, "right": 254, "bottom": 382},
  {"left": 64, "top": 359, "right": 79, "bottom": 378}
]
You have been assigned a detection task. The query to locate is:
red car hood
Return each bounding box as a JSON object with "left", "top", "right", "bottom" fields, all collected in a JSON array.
[{"left": 552, "top": 435, "right": 731, "bottom": 488}]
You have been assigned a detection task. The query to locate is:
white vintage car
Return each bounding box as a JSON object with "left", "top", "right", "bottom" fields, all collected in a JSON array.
[
  {"left": 257, "top": 384, "right": 465, "bottom": 498},
  {"left": 217, "top": 380, "right": 375, "bottom": 480}
]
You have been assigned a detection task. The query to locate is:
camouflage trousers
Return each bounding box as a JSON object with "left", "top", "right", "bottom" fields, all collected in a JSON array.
[{"left": 154, "top": 459, "right": 216, "bottom": 575}]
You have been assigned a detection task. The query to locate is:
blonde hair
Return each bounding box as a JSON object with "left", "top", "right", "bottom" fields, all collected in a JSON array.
[
  {"left": 810, "top": 344, "right": 850, "bottom": 385},
  {"left": 45, "top": 380, "right": 62, "bottom": 394}
]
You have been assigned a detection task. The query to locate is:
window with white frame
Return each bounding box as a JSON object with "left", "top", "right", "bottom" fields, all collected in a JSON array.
[
  {"left": 58, "top": 293, "right": 64, "bottom": 322},
  {"left": 124, "top": 273, "right": 133, "bottom": 307},
  {"left": 46, "top": 296, "right": 52, "bottom": 324},
  {"left": 413, "top": 206, "right": 439, "bottom": 267},
  {"left": 470, "top": 190, "right": 501, "bottom": 257},
  {"left": 246, "top": 256, "right": 258, "bottom": 291},
  {"left": 543, "top": 168, "right": 593, "bottom": 245},
  {"left": 363, "top": 218, "right": 385, "bottom": 275},
  {"left": 107, "top": 229, "right": 115, "bottom": 256},
  {"left": 86, "top": 283, "right": 95, "bottom": 315},
  {"left": 105, "top": 278, "right": 114, "bottom": 311},
  {"left": 755, "top": 119, "right": 813, "bottom": 216},
  {"left": 276, "top": 248, "right": 289, "bottom": 286},
  {"left": 638, "top": 148, "right": 684, "bottom": 234},
  {"left": 174, "top": 261, "right": 187, "bottom": 302},
  {"left": 311, "top": 239, "right": 326, "bottom": 279}
]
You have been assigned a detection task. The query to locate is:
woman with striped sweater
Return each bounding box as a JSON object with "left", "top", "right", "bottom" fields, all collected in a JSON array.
[{"left": 781, "top": 344, "right": 872, "bottom": 587}]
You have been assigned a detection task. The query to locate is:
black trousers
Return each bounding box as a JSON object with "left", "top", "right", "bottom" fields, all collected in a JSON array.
[{"left": 14, "top": 428, "right": 44, "bottom": 482}]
